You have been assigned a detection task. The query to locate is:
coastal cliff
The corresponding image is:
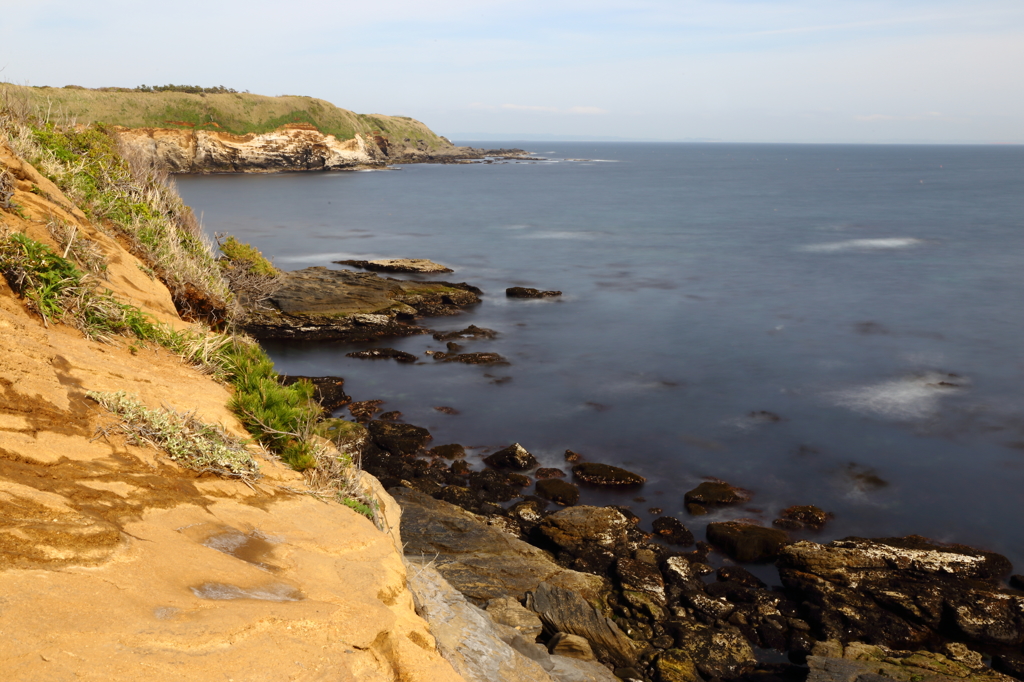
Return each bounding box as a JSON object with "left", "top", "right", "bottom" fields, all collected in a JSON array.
[
  {"left": 0, "top": 133, "right": 465, "bottom": 679},
  {"left": 1, "top": 84, "right": 521, "bottom": 172}
]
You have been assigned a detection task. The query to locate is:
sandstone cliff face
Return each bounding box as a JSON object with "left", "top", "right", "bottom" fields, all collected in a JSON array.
[
  {"left": 0, "top": 143, "right": 463, "bottom": 682},
  {"left": 117, "top": 124, "right": 388, "bottom": 173}
]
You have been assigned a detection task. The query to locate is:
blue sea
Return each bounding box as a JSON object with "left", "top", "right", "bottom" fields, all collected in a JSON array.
[{"left": 176, "top": 142, "right": 1024, "bottom": 571}]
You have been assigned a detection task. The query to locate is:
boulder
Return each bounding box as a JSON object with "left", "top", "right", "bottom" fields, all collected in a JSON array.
[
  {"left": 536, "top": 468, "right": 567, "bottom": 480},
  {"left": 773, "top": 505, "right": 833, "bottom": 531},
  {"left": 651, "top": 517, "right": 694, "bottom": 546},
  {"left": 539, "top": 507, "right": 633, "bottom": 554},
  {"left": 485, "top": 443, "right": 539, "bottom": 471},
  {"left": 507, "top": 287, "right": 562, "bottom": 298},
  {"left": 669, "top": 621, "right": 756, "bottom": 679},
  {"left": 779, "top": 536, "right": 1022, "bottom": 650},
  {"left": 345, "top": 347, "right": 418, "bottom": 362},
  {"left": 367, "top": 420, "right": 432, "bottom": 456},
  {"left": 393, "top": 488, "right": 604, "bottom": 605},
  {"left": 526, "top": 581, "right": 644, "bottom": 668},
  {"left": 564, "top": 450, "right": 583, "bottom": 462},
  {"left": 348, "top": 399, "right": 384, "bottom": 422},
  {"left": 429, "top": 443, "right": 467, "bottom": 459},
  {"left": 548, "top": 633, "right": 595, "bottom": 661},
  {"left": 486, "top": 597, "right": 545, "bottom": 640},
  {"left": 536, "top": 479, "right": 581, "bottom": 507},
  {"left": 571, "top": 463, "right": 645, "bottom": 486},
  {"left": 706, "top": 522, "right": 790, "bottom": 562},
  {"left": 683, "top": 481, "right": 750, "bottom": 509},
  {"left": 806, "top": 640, "right": 1014, "bottom": 682},
  {"left": 654, "top": 650, "right": 704, "bottom": 682}
]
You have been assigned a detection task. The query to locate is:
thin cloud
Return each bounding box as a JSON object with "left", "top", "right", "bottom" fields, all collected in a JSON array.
[{"left": 470, "top": 102, "right": 608, "bottom": 115}]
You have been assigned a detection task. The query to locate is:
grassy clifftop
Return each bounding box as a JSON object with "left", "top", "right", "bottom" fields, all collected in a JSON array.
[{"left": 2, "top": 84, "right": 450, "bottom": 149}]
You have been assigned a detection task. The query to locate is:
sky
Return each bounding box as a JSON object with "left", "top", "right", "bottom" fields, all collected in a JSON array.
[{"left": 1, "top": 0, "right": 1022, "bottom": 143}]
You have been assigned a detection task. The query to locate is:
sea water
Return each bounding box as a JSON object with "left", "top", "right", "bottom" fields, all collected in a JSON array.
[{"left": 176, "top": 143, "right": 1024, "bottom": 569}]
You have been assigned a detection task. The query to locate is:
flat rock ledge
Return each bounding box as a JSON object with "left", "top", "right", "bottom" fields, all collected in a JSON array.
[
  {"left": 336, "top": 258, "right": 454, "bottom": 273},
  {"left": 240, "top": 266, "right": 481, "bottom": 341}
]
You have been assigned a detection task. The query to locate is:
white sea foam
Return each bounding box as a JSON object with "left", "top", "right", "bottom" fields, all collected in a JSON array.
[
  {"left": 830, "top": 372, "right": 966, "bottom": 420},
  {"left": 517, "top": 231, "right": 600, "bottom": 240},
  {"left": 800, "top": 238, "right": 924, "bottom": 253}
]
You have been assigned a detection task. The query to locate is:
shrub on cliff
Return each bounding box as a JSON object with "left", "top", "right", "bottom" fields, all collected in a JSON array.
[
  {"left": 0, "top": 94, "right": 232, "bottom": 325},
  {"left": 216, "top": 235, "right": 281, "bottom": 312}
]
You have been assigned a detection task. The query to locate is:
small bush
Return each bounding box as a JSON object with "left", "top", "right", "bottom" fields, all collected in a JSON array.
[
  {"left": 218, "top": 235, "right": 277, "bottom": 277},
  {"left": 87, "top": 390, "right": 260, "bottom": 479}
]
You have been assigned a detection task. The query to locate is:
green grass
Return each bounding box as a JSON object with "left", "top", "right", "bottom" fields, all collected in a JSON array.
[
  {"left": 2, "top": 83, "right": 453, "bottom": 151},
  {"left": 218, "top": 235, "right": 277, "bottom": 277}
]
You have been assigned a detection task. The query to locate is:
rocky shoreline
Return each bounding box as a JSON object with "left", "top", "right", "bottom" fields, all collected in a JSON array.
[{"left": 263, "top": 264, "right": 1024, "bottom": 682}]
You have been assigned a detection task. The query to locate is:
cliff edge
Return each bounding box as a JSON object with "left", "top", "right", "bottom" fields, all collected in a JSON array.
[{"left": 0, "top": 139, "right": 463, "bottom": 680}]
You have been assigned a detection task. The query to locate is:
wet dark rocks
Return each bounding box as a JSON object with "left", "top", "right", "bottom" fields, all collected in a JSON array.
[
  {"left": 652, "top": 517, "right": 695, "bottom": 546},
  {"left": 435, "top": 485, "right": 482, "bottom": 509},
  {"left": 778, "top": 535, "right": 1022, "bottom": 651},
  {"left": 616, "top": 557, "right": 667, "bottom": 605},
  {"left": 1009, "top": 575, "right": 1024, "bottom": 590},
  {"left": 278, "top": 374, "right": 351, "bottom": 412},
  {"left": 345, "top": 347, "right": 417, "bottom": 363},
  {"left": 648, "top": 507, "right": 663, "bottom": 515},
  {"left": 572, "top": 462, "right": 646, "bottom": 486},
  {"left": 749, "top": 410, "right": 783, "bottom": 423},
  {"left": 378, "top": 410, "right": 402, "bottom": 421},
  {"left": 333, "top": 258, "right": 453, "bottom": 273},
  {"left": 535, "top": 479, "right": 581, "bottom": 506},
  {"left": 445, "top": 341, "right": 462, "bottom": 352},
  {"left": 432, "top": 405, "right": 459, "bottom": 415},
  {"left": 366, "top": 420, "right": 432, "bottom": 456},
  {"left": 506, "top": 473, "right": 532, "bottom": 488},
  {"left": 564, "top": 449, "right": 583, "bottom": 462},
  {"left": 994, "top": 652, "right": 1024, "bottom": 679},
  {"left": 432, "top": 351, "right": 509, "bottom": 365},
  {"left": 348, "top": 399, "right": 384, "bottom": 422},
  {"left": 539, "top": 506, "right": 635, "bottom": 555},
  {"left": 449, "top": 459, "right": 470, "bottom": 477},
  {"left": 773, "top": 505, "right": 833, "bottom": 531},
  {"left": 466, "top": 469, "right": 524, "bottom": 504},
  {"left": 535, "top": 467, "right": 566, "bottom": 479},
  {"left": 716, "top": 565, "right": 767, "bottom": 589},
  {"left": 668, "top": 621, "right": 757, "bottom": 679},
  {"left": 707, "top": 522, "right": 790, "bottom": 563},
  {"left": 483, "top": 443, "right": 538, "bottom": 470},
  {"left": 432, "top": 324, "right": 497, "bottom": 341},
  {"left": 684, "top": 481, "right": 751, "bottom": 515},
  {"left": 428, "top": 443, "right": 466, "bottom": 459},
  {"left": 506, "top": 286, "right": 562, "bottom": 298}
]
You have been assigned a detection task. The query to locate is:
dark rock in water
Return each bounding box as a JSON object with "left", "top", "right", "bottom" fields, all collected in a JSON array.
[
  {"left": 706, "top": 522, "right": 790, "bottom": 562},
  {"left": 433, "top": 351, "right": 509, "bottom": 365},
  {"left": 535, "top": 467, "right": 566, "bottom": 479},
  {"left": 716, "top": 565, "right": 766, "bottom": 589},
  {"left": 333, "top": 258, "right": 453, "bottom": 273},
  {"left": 506, "top": 286, "right": 562, "bottom": 298},
  {"left": 508, "top": 499, "right": 549, "bottom": 527},
  {"left": 345, "top": 347, "right": 417, "bottom": 363},
  {"left": 436, "top": 485, "right": 482, "bottom": 509},
  {"left": 525, "top": 581, "right": 644, "bottom": 668},
  {"left": 684, "top": 481, "right": 750, "bottom": 508},
  {"left": 433, "top": 405, "right": 460, "bottom": 415},
  {"left": 572, "top": 463, "right": 646, "bottom": 486},
  {"left": 773, "top": 505, "right": 833, "bottom": 531},
  {"left": 432, "top": 324, "right": 497, "bottom": 341},
  {"left": 535, "top": 479, "right": 580, "bottom": 506},
  {"left": 367, "top": 420, "right": 432, "bottom": 456},
  {"left": 652, "top": 517, "right": 694, "bottom": 546},
  {"left": 278, "top": 375, "right": 351, "bottom": 412},
  {"left": 669, "top": 620, "right": 756, "bottom": 679},
  {"left": 483, "top": 443, "right": 538, "bottom": 470},
  {"left": 506, "top": 473, "right": 532, "bottom": 488},
  {"left": 445, "top": 341, "right": 463, "bottom": 352},
  {"left": 378, "top": 410, "right": 402, "bottom": 421},
  {"left": 779, "top": 535, "right": 1021, "bottom": 651},
  {"left": 450, "top": 459, "right": 470, "bottom": 477},
  {"left": 466, "top": 469, "right": 524, "bottom": 503},
  {"left": 749, "top": 410, "right": 783, "bottom": 423},
  {"left": 611, "top": 506, "right": 641, "bottom": 526},
  {"left": 564, "top": 449, "right": 583, "bottom": 462},
  {"left": 1009, "top": 574, "right": 1024, "bottom": 590},
  {"left": 616, "top": 557, "right": 667, "bottom": 605},
  {"left": 428, "top": 443, "right": 466, "bottom": 459},
  {"left": 348, "top": 399, "right": 384, "bottom": 422}
]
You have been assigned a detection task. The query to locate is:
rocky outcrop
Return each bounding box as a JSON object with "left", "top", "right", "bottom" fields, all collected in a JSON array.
[
  {"left": 807, "top": 640, "right": 1015, "bottom": 682},
  {"left": 779, "top": 536, "right": 1022, "bottom": 650},
  {"left": 337, "top": 258, "right": 454, "bottom": 273},
  {"left": 240, "top": 266, "right": 481, "bottom": 341}
]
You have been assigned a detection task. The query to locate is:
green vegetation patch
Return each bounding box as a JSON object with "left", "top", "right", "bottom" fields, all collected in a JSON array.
[
  {"left": 218, "top": 235, "right": 277, "bottom": 277},
  {"left": 87, "top": 390, "right": 260, "bottom": 479}
]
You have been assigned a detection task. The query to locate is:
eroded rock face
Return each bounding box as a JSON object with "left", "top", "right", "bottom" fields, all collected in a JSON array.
[{"left": 779, "top": 536, "right": 1023, "bottom": 650}]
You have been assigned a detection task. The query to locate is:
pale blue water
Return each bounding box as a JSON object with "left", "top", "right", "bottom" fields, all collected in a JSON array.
[{"left": 176, "top": 143, "right": 1024, "bottom": 570}]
